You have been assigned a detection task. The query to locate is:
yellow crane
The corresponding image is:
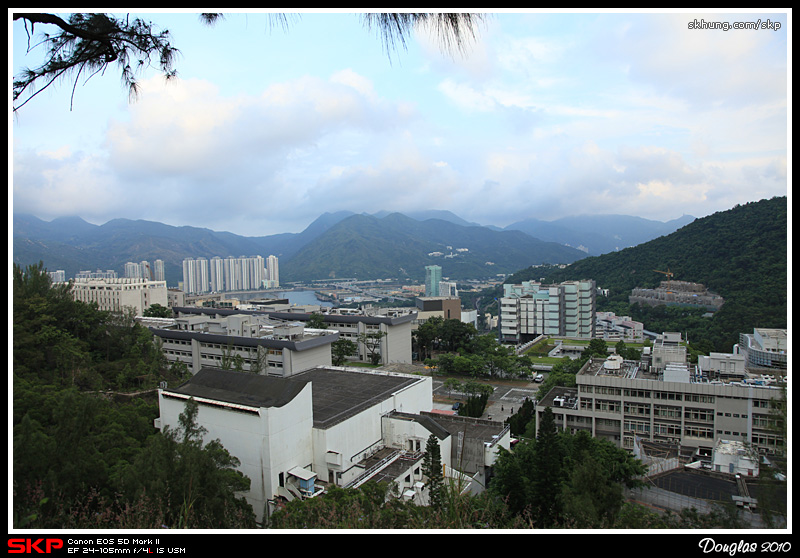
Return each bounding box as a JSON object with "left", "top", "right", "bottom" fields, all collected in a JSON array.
[{"left": 653, "top": 268, "right": 675, "bottom": 280}]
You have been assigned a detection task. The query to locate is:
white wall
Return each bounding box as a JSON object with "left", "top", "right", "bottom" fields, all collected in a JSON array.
[
  {"left": 311, "top": 374, "right": 433, "bottom": 487},
  {"left": 157, "top": 384, "right": 314, "bottom": 522}
]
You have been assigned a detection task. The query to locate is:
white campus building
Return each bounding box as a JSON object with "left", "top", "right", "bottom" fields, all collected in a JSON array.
[{"left": 156, "top": 366, "right": 510, "bottom": 522}]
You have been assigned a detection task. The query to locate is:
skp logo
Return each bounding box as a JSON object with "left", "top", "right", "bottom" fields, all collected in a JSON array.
[{"left": 8, "top": 539, "right": 64, "bottom": 554}]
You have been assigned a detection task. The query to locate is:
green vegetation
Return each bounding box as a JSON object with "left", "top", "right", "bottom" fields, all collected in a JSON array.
[
  {"left": 416, "top": 316, "right": 535, "bottom": 380},
  {"left": 12, "top": 262, "right": 256, "bottom": 528},
  {"left": 515, "top": 197, "right": 787, "bottom": 353},
  {"left": 491, "top": 408, "right": 647, "bottom": 528}
]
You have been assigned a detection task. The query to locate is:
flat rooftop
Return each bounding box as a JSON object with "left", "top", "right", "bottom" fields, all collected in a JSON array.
[{"left": 579, "top": 357, "right": 660, "bottom": 381}]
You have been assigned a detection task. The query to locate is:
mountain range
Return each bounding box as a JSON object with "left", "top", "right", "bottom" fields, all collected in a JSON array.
[{"left": 12, "top": 209, "right": 695, "bottom": 285}]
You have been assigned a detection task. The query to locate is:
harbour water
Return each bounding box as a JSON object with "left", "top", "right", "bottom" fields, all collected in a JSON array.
[{"left": 279, "top": 290, "right": 334, "bottom": 308}]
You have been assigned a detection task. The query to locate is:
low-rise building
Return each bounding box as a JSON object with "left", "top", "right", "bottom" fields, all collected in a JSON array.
[
  {"left": 736, "top": 328, "right": 787, "bottom": 374},
  {"left": 535, "top": 354, "right": 786, "bottom": 458},
  {"left": 67, "top": 277, "right": 168, "bottom": 315},
  {"left": 146, "top": 312, "right": 338, "bottom": 377}
]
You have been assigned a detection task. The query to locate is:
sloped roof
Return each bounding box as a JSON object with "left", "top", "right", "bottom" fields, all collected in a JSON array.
[
  {"left": 164, "top": 366, "right": 423, "bottom": 428},
  {"left": 166, "top": 368, "right": 308, "bottom": 409}
]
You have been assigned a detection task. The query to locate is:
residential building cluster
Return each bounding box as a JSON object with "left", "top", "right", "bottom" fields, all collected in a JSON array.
[
  {"left": 124, "top": 259, "right": 166, "bottom": 281},
  {"left": 182, "top": 255, "right": 279, "bottom": 294}
]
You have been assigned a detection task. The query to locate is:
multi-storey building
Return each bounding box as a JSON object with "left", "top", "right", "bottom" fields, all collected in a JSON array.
[
  {"left": 269, "top": 306, "right": 417, "bottom": 366},
  {"left": 425, "top": 265, "right": 442, "bottom": 297},
  {"left": 265, "top": 255, "right": 280, "bottom": 288},
  {"left": 152, "top": 259, "right": 166, "bottom": 282},
  {"left": 500, "top": 279, "right": 596, "bottom": 343},
  {"left": 75, "top": 269, "right": 117, "bottom": 280},
  {"left": 596, "top": 311, "right": 644, "bottom": 342},
  {"left": 47, "top": 270, "right": 66, "bottom": 283},
  {"left": 68, "top": 277, "right": 168, "bottom": 315},
  {"left": 536, "top": 354, "right": 786, "bottom": 458}
]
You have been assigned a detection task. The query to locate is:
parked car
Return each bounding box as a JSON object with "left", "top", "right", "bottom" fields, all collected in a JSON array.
[{"left": 534, "top": 374, "right": 544, "bottom": 383}]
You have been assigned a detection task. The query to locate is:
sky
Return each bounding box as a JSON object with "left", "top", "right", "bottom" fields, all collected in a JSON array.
[{"left": 10, "top": 9, "right": 790, "bottom": 237}]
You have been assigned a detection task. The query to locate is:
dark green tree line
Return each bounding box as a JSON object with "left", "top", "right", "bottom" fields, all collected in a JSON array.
[
  {"left": 12, "top": 262, "right": 256, "bottom": 528},
  {"left": 490, "top": 407, "right": 647, "bottom": 528}
]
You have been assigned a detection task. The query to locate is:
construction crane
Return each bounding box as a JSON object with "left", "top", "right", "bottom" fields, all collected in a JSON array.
[{"left": 653, "top": 268, "right": 675, "bottom": 280}]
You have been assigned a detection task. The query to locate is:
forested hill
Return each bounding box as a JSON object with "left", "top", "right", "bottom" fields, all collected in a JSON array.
[{"left": 511, "top": 197, "right": 788, "bottom": 352}]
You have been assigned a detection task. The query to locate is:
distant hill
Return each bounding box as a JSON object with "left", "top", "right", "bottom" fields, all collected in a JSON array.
[
  {"left": 513, "top": 196, "right": 787, "bottom": 351},
  {"left": 11, "top": 207, "right": 706, "bottom": 285},
  {"left": 504, "top": 214, "right": 696, "bottom": 256},
  {"left": 279, "top": 212, "right": 586, "bottom": 282}
]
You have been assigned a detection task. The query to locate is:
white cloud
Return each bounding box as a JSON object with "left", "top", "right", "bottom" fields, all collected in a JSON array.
[{"left": 12, "top": 12, "right": 787, "bottom": 237}]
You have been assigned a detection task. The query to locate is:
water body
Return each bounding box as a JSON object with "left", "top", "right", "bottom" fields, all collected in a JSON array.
[
  {"left": 280, "top": 290, "right": 334, "bottom": 308},
  {"left": 228, "top": 289, "right": 333, "bottom": 307}
]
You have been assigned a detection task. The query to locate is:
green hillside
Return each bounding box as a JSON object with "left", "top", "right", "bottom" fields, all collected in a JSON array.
[
  {"left": 281, "top": 212, "right": 586, "bottom": 282},
  {"left": 512, "top": 197, "right": 788, "bottom": 352}
]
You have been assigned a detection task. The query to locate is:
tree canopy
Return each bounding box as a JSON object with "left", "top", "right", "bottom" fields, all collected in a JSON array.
[{"left": 12, "top": 262, "right": 256, "bottom": 528}]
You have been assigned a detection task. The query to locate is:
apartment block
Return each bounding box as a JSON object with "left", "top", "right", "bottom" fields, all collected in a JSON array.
[{"left": 182, "top": 255, "right": 279, "bottom": 294}]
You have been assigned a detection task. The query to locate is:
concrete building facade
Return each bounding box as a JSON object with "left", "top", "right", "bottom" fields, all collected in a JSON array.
[
  {"left": 147, "top": 312, "right": 338, "bottom": 377},
  {"left": 736, "top": 328, "right": 788, "bottom": 373},
  {"left": 536, "top": 355, "right": 786, "bottom": 458},
  {"left": 68, "top": 277, "right": 168, "bottom": 315}
]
